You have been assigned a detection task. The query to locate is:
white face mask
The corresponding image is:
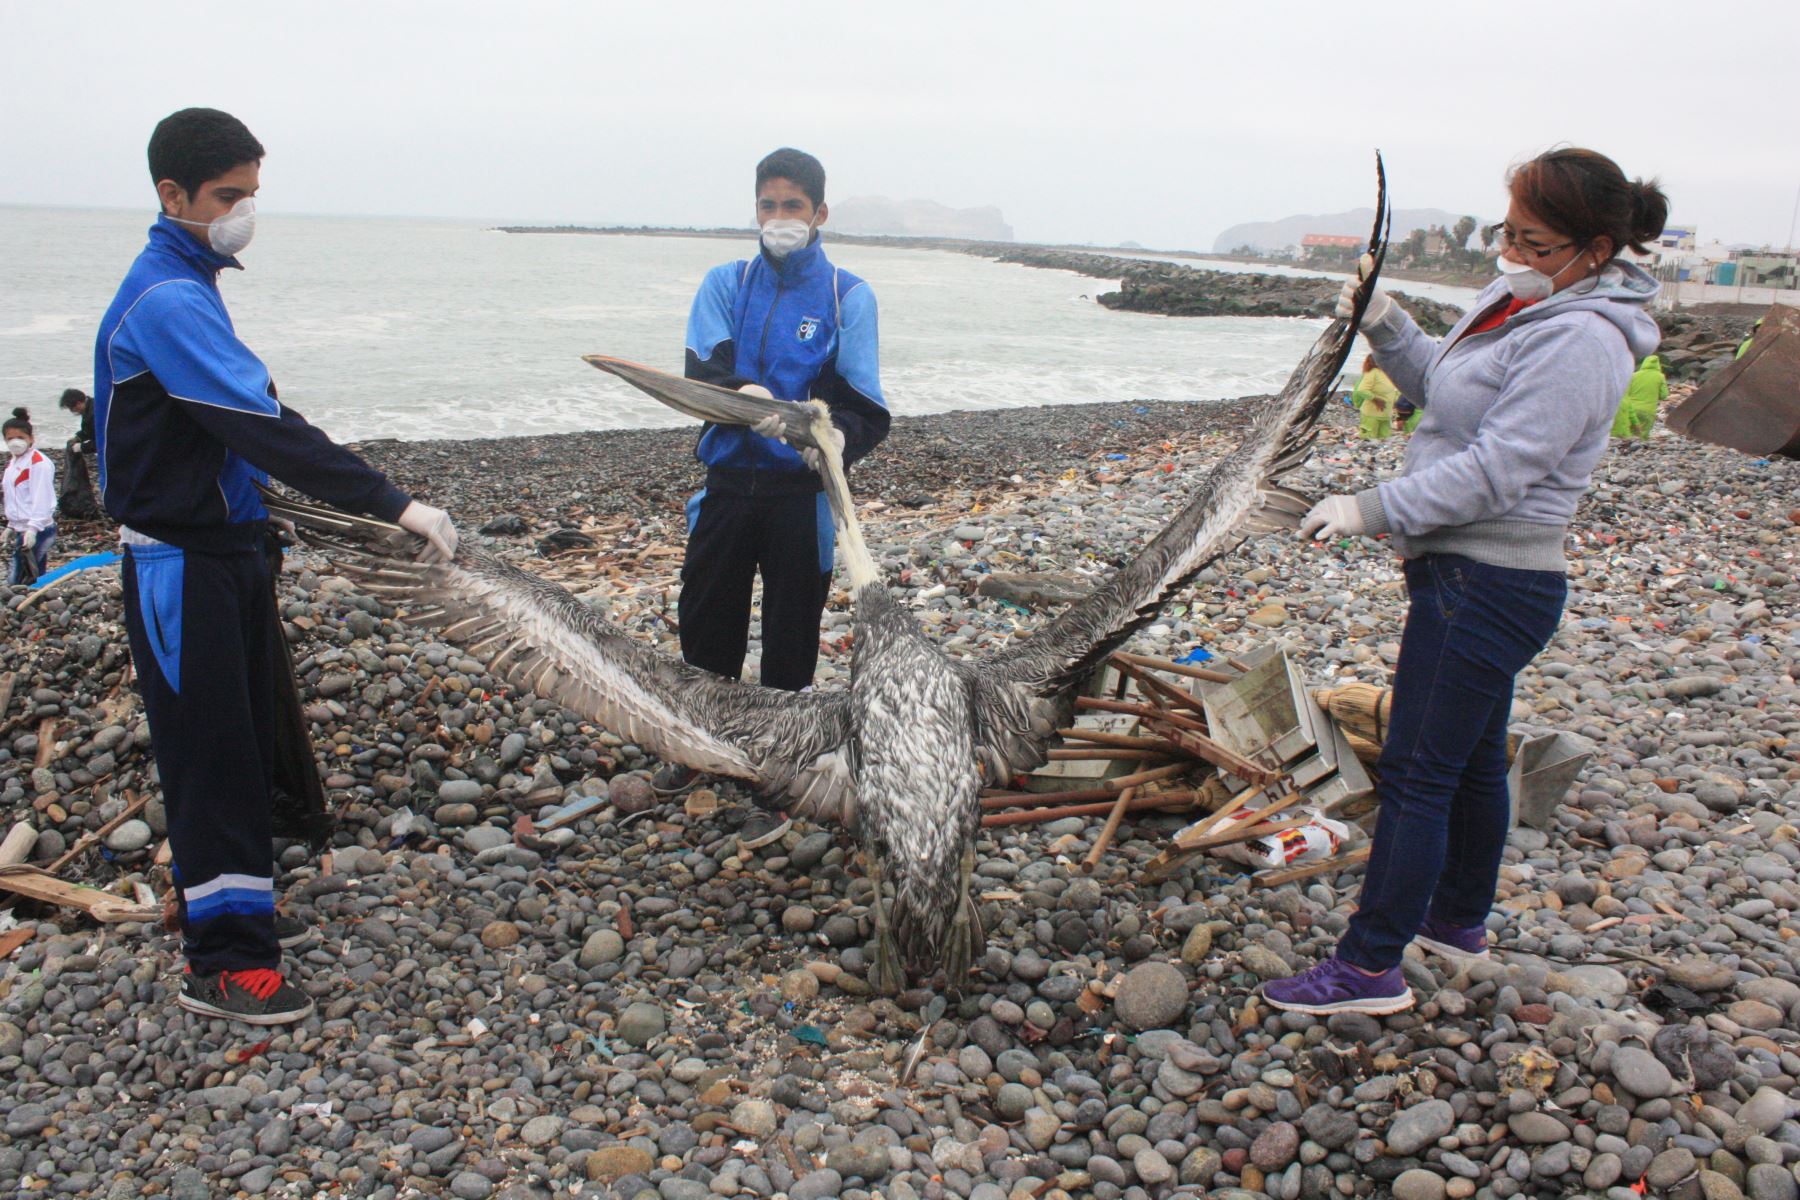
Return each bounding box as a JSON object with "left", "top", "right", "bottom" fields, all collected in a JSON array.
[
  {"left": 5, "top": 439, "right": 28, "bottom": 457},
  {"left": 170, "top": 196, "right": 257, "bottom": 257},
  {"left": 1496, "top": 249, "right": 1587, "bottom": 302},
  {"left": 761, "top": 217, "right": 814, "bottom": 259}
]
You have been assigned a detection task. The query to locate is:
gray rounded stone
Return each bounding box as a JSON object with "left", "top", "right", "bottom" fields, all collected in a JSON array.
[
  {"left": 1392, "top": 1169, "right": 1448, "bottom": 1200},
  {"left": 1113, "top": 961, "right": 1188, "bottom": 1031}
]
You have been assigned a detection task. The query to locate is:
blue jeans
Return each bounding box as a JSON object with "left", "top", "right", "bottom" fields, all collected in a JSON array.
[
  {"left": 1339, "top": 554, "right": 1566, "bottom": 972},
  {"left": 8, "top": 525, "right": 55, "bottom": 584}
]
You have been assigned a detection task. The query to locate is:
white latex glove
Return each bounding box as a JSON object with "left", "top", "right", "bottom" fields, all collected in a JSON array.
[
  {"left": 397, "top": 500, "right": 459, "bottom": 563},
  {"left": 1298, "top": 495, "right": 1365, "bottom": 541},
  {"left": 1335, "top": 252, "right": 1393, "bottom": 325},
  {"left": 741, "top": 385, "right": 785, "bottom": 440}
]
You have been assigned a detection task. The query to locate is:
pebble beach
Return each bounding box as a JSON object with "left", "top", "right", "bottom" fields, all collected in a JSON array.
[{"left": 2, "top": 393, "right": 1799, "bottom": 1200}]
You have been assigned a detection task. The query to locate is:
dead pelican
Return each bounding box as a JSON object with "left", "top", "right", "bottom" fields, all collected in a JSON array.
[{"left": 267, "top": 158, "right": 1389, "bottom": 991}]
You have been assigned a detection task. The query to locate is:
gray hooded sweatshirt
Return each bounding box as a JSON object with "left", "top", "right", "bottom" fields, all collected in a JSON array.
[{"left": 1355, "top": 262, "right": 1660, "bottom": 571}]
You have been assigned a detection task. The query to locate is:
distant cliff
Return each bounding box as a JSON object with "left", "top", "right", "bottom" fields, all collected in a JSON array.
[
  {"left": 829, "top": 196, "right": 1014, "bottom": 241},
  {"left": 1215, "top": 207, "right": 1484, "bottom": 255}
]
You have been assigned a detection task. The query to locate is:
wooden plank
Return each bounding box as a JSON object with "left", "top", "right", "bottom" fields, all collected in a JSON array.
[
  {"left": 0, "top": 928, "right": 33, "bottom": 959},
  {"left": 980, "top": 761, "right": 1193, "bottom": 810},
  {"left": 1252, "top": 844, "right": 1373, "bottom": 888},
  {"left": 1144, "top": 720, "right": 1281, "bottom": 788},
  {"left": 1046, "top": 748, "right": 1171, "bottom": 762},
  {"left": 1082, "top": 786, "right": 1136, "bottom": 871},
  {"left": 1176, "top": 789, "right": 1308, "bottom": 850},
  {"left": 1110, "top": 656, "right": 1208, "bottom": 715},
  {"left": 0, "top": 866, "right": 161, "bottom": 923},
  {"left": 0, "top": 671, "right": 15, "bottom": 725},
  {"left": 1168, "top": 785, "right": 1269, "bottom": 845},
  {"left": 979, "top": 790, "right": 1196, "bottom": 828},
  {"left": 1111, "top": 650, "right": 1235, "bottom": 685},
  {"left": 1054, "top": 729, "right": 1180, "bottom": 753}
]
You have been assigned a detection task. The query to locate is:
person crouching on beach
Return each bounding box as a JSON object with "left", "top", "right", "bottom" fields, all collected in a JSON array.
[
  {"left": 4, "top": 408, "right": 56, "bottom": 583},
  {"left": 651, "top": 147, "right": 891, "bottom": 799},
  {"left": 1268, "top": 147, "right": 1667, "bottom": 1017},
  {"left": 95, "top": 107, "right": 460, "bottom": 1025}
]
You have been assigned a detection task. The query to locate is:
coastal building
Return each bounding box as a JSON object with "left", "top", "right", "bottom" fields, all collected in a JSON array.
[
  {"left": 1301, "top": 234, "right": 1362, "bottom": 263},
  {"left": 1729, "top": 250, "right": 1799, "bottom": 289}
]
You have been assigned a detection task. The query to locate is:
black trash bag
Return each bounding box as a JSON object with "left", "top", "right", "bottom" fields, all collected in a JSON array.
[{"left": 58, "top": 440, "right": 103, "bottom": 521}]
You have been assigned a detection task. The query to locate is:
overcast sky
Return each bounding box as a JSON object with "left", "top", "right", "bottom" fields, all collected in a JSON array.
[{"left": 4, "top": 1, "right": 1795, "bottom": 250}]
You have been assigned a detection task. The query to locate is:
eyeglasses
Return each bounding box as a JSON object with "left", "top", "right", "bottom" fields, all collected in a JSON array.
[{"left": 1486, "top": 223, "right": 1576, "bottom": 262}]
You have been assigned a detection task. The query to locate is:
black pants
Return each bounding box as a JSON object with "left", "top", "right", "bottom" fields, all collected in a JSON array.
[
  {"left": 121, "top": 543, "right": 279, "bottom": 973},
  {"left": 678, "top": 485, "right": 831, "bottom": 692}
]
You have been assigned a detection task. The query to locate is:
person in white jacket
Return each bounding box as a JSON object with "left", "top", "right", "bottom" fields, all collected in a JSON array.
[{"left": 4, "top": 408, "right": 56, "bottom": 584}]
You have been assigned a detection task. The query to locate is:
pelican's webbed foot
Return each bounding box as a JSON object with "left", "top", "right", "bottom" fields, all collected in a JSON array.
[
  {"left": 869, "top": 858, "right": 904, "bottom": 997},
  {"left": 942, "top": 845, "right": 986, "bottom": 991}
]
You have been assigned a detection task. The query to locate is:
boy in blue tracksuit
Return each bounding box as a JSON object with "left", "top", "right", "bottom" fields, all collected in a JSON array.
[
  {"left": 95, "top": 108, "right": 459, "bottom": 1024},
  {"left": 657, "top": 149, "right": 889, "bottom": 791}
]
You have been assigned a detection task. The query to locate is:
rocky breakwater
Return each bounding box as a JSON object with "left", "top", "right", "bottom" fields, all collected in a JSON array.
[
  {"left": 961, "top": 243, "right": 1465, "bottom": 335},
  {"left": 0, "top": 400, "right": 1796, "bottom": 1200},
  {"left": 1655, "top": 307, "right": 1763, "bottom": 382}
]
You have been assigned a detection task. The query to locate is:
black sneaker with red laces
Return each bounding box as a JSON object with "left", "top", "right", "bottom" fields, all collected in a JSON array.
[{"left": 179, "top": 967, "right": 315, "bottom": 1025}]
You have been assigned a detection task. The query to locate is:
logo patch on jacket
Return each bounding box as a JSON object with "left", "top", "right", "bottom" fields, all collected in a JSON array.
[{"left": 796, "top": 317, "right": 821, "bottom": 343}]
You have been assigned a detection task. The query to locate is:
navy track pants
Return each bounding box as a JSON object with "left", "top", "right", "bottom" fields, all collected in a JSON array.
[
  {"left": 121, "top": 543, "right": 280, "bottom": 973},
  {"left": 678, "top": 486, "right": 833, "bottom": 692}
]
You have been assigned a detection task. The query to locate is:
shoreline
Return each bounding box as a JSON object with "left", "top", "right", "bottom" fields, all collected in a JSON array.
[
  {"left": 497, "top": 224, "right": 1469, "bottom": 331},
  {"left": 8, "top": 394, "right": 1800, "bottom": 1199}
]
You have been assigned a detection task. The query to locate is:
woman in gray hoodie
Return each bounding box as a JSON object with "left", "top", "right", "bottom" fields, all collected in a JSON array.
[{"left": 1265, "top": 147, "right": 1669, "bottom": 1017}]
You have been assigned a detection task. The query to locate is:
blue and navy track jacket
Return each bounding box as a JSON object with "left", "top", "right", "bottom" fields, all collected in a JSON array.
[
  {"left": 684, "top": 237, "right": 890, "bottom": 493},
  {"left": 94, "top": 217, "right": 411, "bottom": 554}
]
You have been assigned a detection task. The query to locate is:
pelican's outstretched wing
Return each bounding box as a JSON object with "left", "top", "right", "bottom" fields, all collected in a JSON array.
[
  {"left": 260, "top": 489, "right": 858, "bottom": 827},
  {"left": 584, "top": 356, "right": 825, "bottom": 446},
  {"left": 966, "top": 154, "right": 1392, "bottom": 780}
]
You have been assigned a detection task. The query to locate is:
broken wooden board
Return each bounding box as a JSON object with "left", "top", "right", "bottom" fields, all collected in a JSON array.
[
  {"left": 1251, "top": 843, "right": 1373, "bottom": 888},
  {"left": 0, "top": 866, "right": 161, "bottom": 923},
  {"left": 0, "top": 928, "right": 33, "bottom": 959}
]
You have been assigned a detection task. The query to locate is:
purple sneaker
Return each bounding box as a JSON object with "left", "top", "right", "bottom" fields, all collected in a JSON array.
[
  {"left": 1262, "top": 955, "right": 1414, "bottom": 1016},
  {"left": 1415, "top": 915, "right": 1491, "bottom": 961}
]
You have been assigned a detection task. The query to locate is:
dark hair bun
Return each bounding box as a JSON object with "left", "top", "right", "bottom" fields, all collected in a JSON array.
[
  {"left": 10, "top": 408, "right": 28, "bottom": 421},
  {"left": 1629, "top": 178, "right": 1671, "bottom": 248}
]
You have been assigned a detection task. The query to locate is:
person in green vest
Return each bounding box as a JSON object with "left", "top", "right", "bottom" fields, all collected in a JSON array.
[
  {"left": 1352, "top": 354, "right": 1399, "bottom": 439},
  {"left": 1735, "top": 317, "right": 1764, "bottom": 360},
  {"left": 1611, "top": 352, "right": 1666, "bottom": 438}
]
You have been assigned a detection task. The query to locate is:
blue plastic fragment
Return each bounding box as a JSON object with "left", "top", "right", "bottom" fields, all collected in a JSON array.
[
  {"left": 795, "top": 1025, "right": 827, "bottom": 1046},
  {"left": 1174, "top": 646, "right": 1214, "bottom": 665},
  {"left": 1106, "top": 453, "right": 1128, "bottom": 460}
]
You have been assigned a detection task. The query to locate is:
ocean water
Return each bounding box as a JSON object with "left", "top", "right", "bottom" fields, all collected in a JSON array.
[{"left": 0, "top": 206, "right": 1474, "bottom": 446}]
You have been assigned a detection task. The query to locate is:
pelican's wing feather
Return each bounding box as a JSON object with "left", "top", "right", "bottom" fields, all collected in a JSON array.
[
  {"left": 584, "top": 355, "right": 822, "bottom": 446},
  {"left": 966, "top": 154, "right": 1392, "bottom": 780},
  {"left": 260, "top": 489, "right": 858, "bottom": 824}
]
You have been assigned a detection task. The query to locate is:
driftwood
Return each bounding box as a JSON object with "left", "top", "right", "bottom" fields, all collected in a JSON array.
[
  {"left": 0, "top": 865, "right": 161, "bottom": 923},
  {"left": 1252, "top": 844, "right": 1373, "bottom": 887},
  {"left": 979, "top": 790, "right": 1196, "bottom": 828}
]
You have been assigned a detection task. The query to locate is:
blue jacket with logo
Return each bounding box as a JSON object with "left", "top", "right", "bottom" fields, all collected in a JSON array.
[
  {"left": 684, "top": 237, "right": 889, "bottom": 493},
  {"left": 93, "top": 217, "right": 411, "bottom": 554}
]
